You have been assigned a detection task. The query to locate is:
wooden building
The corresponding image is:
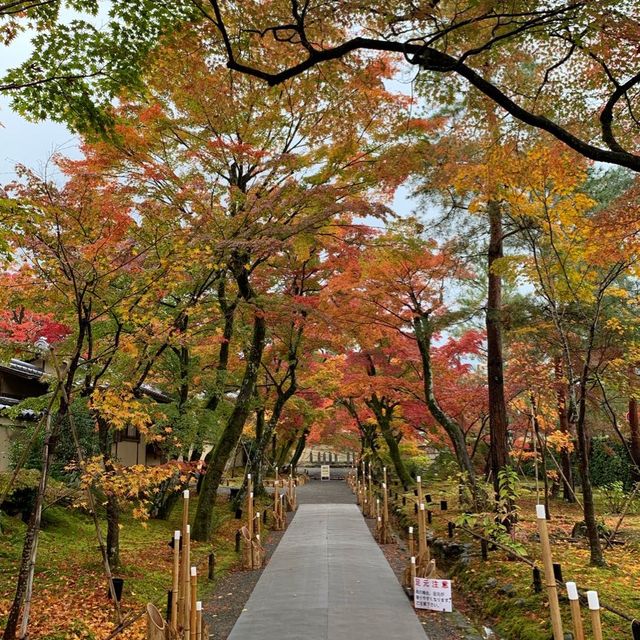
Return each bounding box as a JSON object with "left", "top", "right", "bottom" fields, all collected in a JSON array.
[{"left": 0, "top": 359, "right": 170, "bottom": 472}]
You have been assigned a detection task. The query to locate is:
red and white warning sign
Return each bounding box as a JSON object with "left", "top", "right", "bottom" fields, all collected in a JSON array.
[{"left": 413, "top": 577, "right": 453, "bottom": 612}]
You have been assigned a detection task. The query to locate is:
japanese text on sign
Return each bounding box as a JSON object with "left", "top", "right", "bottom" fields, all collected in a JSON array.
[
  {"left": 320, "top": 465, "right": 330, "bottom": 481},
  {"left": 413, "top": 577, "right": 453, "bottom": 612}
]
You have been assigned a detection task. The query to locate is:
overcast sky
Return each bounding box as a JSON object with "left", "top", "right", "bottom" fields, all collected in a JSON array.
[{"left": 0, "top": 27, "right": 82, "bottom": 182}]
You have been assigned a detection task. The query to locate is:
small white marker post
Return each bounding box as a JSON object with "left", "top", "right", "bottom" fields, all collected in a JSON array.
[
  {"left": 190, "top": 566, "right": 197, "bottom": 640},
  {"left": 171, "top": 530, "right": 180, "bottom": 631},
  {"left": 566, "top": 582, "right": 584, "bottom": 640},
  {"left": 536, "top": 504, "right": 564, "bottom": 640},
  {"left": 195, "top": 601, "right": 203, "bottom": 640},
  {"left": 418, "top": 503, "right": 426, "bottom": 558},
  {"left": 587, "top": 591, "right": 603, "bottom": 640},
  {"left": 180, "top": 490, "right": 190, "bottom": 627}
]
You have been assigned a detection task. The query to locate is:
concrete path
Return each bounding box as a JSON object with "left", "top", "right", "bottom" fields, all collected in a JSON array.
[{"left": 228, "top": 481, "right": 428, "bottom": 640}]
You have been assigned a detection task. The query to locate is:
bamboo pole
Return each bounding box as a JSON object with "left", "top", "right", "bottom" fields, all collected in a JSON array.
[
  {"left": 247, "top": 474, "right": 254, "bottom": 569},
  {"left": 183, "top": 524, "right": 191, "bottom": 635},
  {"left": 256, "top": 512, "right": 261, "bottom": 540},
  {"left": 190, "top": 567, "right": 197, "bottom": 640},
  {"left": 536, "top": 504, "right": 564, "bottom": 640},
  {"left": 418, "top": 503, "right": 426, "bottom": 558},
  {"left": 587, "top": 591, "right": 603, "bottom": 640},
  {"left": 566, "top": 582, "right": 585, "bottom": 640},
  {"left": 410, "top": 556, "right": 416, "bottom": 588},
  {"left": 368, "top": 473, "right": 373, "bottom": 518},
  {"left": 355, "top": 465, "right": 360, "bottom": 504},
  {"left": 179, "top": 489, "right": 190, "bottom": 629},
  {"left": 382, "top": 481, "right": 389, "bottom": 528},
  {"left": 196, "top": 602, "right": 203, "bottom": 640},
  {"left": 273, "top": 479, "right": 279, "bottom": 524},
  {"left": 408, "top": 526, "right": 414, "bottom": 557},
  {"left": 416, "top": 475, "right": 424, "bottom": 511},
  {"left": 146, "top": 603, "right": 166, "bottom": 640},
  {"left": 171, "top": 530, "right": 181, "bottom": 631}
]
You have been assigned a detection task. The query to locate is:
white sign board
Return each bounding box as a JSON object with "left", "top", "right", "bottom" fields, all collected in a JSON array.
[
  {"left": 320, "top": 465, "right": 330, "bottom": 481},
  {"left": 413, "top": 577, "right": 453, "bottom": 612}
]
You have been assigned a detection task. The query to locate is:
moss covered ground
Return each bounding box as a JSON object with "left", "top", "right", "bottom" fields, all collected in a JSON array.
[{"left": 391, "top": 478, "right": 640, "bottom": 640}]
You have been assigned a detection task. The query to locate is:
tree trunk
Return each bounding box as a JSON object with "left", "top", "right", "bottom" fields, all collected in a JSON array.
[
  {"left": 275, "top": 436, "right": 296, "bottom": 469},
  {"left": 4, "top": 352, "right": 76, "bottom": 640},
  {"left": 3, "top": 413, "right": 58, "bottom": 640},
  {"left": 629, "top": 396, "right": 640, "bottom": 481},
  {"left": 289, "top": 427, "right": 310, "bottom": 473},
  {"left": 192, "top": 310, "right": 266, "bottom": 541},
  {"left": 106, "top": 493, "right": 120, "bottom": 567},
  {"left": 248, "top": 374, "right": 297, "bottom": 492},
  {"left": 414, "top": 313, "right": 478, "bottom": 500},
  {"left": 367, "top": 395, "right": 413, "bottom": 487},
  {"left": 206, "top": 279, "right": 237, "bottom": 413},
  {"left": 576, "top": 351, "right": 605, "bottom": 565},
  {"left": 554, "top": 356, "right": 575, "bottom": 501},
  {"left": 486, "top": 199, "right": 510, "bottom": 498}
]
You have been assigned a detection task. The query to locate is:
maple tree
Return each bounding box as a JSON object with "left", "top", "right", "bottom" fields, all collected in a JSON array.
[
  {"left": 67, "top": 26, "right": 408, "bottom": 541},
  {"left": 495, "top": 142, "right": 640, "bottom": 564},
  {"left": 3, "top": 2, "right": 640, "bottom": 178},
  {"left": 199, "top": 1, "right": 640, "bottom": 171},
  {"left": 320, "top": 220, "right": 490, "bottom": 498}
]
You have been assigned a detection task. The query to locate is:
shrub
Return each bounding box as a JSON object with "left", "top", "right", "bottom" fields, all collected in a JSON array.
[
  {"left": 589, "top": 437, "right": 634, "bottom": 489},
  {"left": 0, "top": 468, "right": 69, "bottom": 522},
  {"left": 9, "top": 398, "right": 99, "bottom": 481},
  {"left": 601, "top": 480, "right": 637, "bottom": 514}
]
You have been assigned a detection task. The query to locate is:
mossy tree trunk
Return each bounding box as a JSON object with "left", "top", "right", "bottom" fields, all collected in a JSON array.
[
  {"left": 192, "top": 308, "right": 266, "bottom": 541},
  {"left": 414, "top": 312, "right": 481, "bottom": 508}
]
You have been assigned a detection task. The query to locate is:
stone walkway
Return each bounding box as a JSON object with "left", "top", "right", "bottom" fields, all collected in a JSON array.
[{"left": 227, "top": 481, "right": 428, "bottom": 640}]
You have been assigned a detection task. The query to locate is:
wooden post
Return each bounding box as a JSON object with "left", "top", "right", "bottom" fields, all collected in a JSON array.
[
  {"left": 566, "top": 582, "right": 585, "bottom": 640},
  {"left": 171, "top": 530, "right": 180, "bottom": 631},
  {"left": 190, "top": 566, "right": 197, "bottom": 640},
  {"left": 369, "top": 472, "right": 374, "bottom": 518},
  {"left": 418, "top": 503, "right": 425, "bottom": 558},
  {"left": 536, "top": 504, "right": 564, "bottom": 640},
  {"left": 183, "top": 524, "right": 191, "bottom": 634},
  {"left": 382, "top": 482, "right": 389, "bottom": 529},
  {"left": 273, "top": 479, "right": 279, "bottom": 523},
  {"left": 196, "top": 601, "right": 203, "bottom": 640},
  {"left": 587, "top": 591, "right": 603, "bottom": 640},
  {"left": 408, "top": 526, "right": 414, "bottom": 557},
  {"left": 376, "top": 498, "right": 380, "bottom": 520},
  {"left": 410, "top": 556, "right": 416, "bottom": 589},
  {"left": 247, "top": 474, "right": 254, "bottom": 569},
  {"left": 256, "top": 512, "right": 261, "bottom": 540},
  {"left": 179, "top": 489, "right": 190, "bottom": 631},
  {"left": 355, "top": 465, "right": 360, "bottom": 504},
  {"left": 416, "top": 475, "right": 424, "bottom": 514}
]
